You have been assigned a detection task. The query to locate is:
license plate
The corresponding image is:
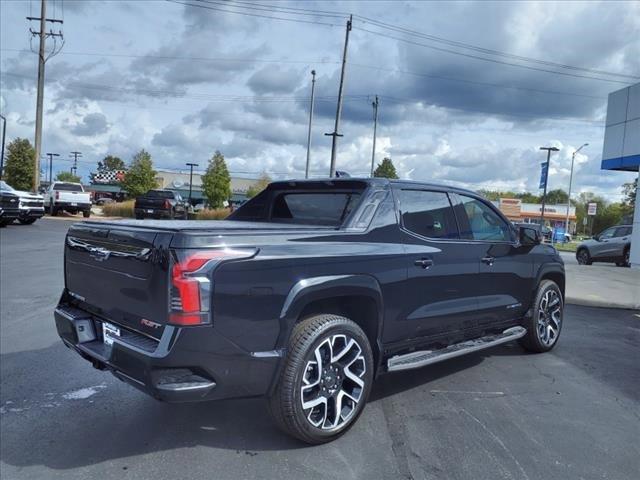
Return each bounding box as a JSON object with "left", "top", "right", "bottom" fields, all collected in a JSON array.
[
  {"left": 102, "top": 322, "right": 120, "bottom": 346},
  {"left": 147, "top": 209, "right": 153, "bottom": 213},
  {"left": 71, "top": 202, "right": 77, "bottom": 206}
]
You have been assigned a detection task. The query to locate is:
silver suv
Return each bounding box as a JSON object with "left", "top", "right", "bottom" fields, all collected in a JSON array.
[{"left": 576, "top": 224, "right": 632, "bottom": 267}]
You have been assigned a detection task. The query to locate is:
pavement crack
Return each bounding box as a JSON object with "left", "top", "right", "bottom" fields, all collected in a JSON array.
[{"left": 381, "top": 397, "right": 414, "bottom": 480}]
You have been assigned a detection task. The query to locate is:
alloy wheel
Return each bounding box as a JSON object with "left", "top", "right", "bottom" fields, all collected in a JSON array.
[
  {"left": 300, "top": 334, "right": 366, "bottom": 430},
  {"left": 624, "top": 250, "right": 630, "bottom": 267},
  {"left": 537, "top": 289, "right": 562, "bottom": 347},
  {"left": 577, "top": 250, "right": 589, "bottom": 265}
]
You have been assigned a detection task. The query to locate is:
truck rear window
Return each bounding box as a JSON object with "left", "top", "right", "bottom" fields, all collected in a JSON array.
[
  {"left": 271, "top": 192, "right": 361, "bottom": 226},
  {"left": 54, "top": 183, "right": 83, "bottom": 191},
  {"left": 144, "top": 190, "right": 174, "bottom": 198}
]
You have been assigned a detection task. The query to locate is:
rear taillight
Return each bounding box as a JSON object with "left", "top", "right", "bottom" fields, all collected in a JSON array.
[
  {"left": 164, "top": 199, "right": 171, "bottom": 209},
  {"left": 55, "top": 191, "right": 59, "bottom": 200},
  {"left": 169, "top": 248, "right": 256, "bottom": 326}
]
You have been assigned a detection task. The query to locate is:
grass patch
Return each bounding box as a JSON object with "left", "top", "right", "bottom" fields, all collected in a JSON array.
[
  {"left": 101, "top": 200, "right": 135, "bottom": 218},
  {"left": 195, "top": 208, "right": 231, "bottom": 220},
  {"left": 553, "top": 241, "right": 578, "bottom": 253}
]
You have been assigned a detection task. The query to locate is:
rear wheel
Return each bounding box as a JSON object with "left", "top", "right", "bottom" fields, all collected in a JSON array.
[
  {"left": 576, "top": 248, "right": 591, "bottom": 265},
  {"left": 519, "top": 280, "right": 563, "bottom": 353},
  {"left": 619, "top": 248, "right": 631, "bottom": 267},
  {"left": 83, "top": 210, "right": 91, "bottom": 218},
  {"left": 50, "top": 202, "right": 58, "bottom": 216},
  {"left": 268, "top": 314, "right": 374, "bottom": 444}
]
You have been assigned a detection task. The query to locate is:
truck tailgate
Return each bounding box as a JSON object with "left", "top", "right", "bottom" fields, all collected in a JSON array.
[{"left": 64, "top": 223, "right": 171, "bottom": 339}]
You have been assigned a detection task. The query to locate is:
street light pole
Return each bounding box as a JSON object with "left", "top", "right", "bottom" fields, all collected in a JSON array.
[
  {"left": 186, "top": 162, "right": 198, "bottom": 204},
  {"left": 565, "top": 143, "right": 588, "bottom": 237},
  {"left": 0, "top": 114, "right": 6, "bottom": 180},
  {"left": 46, "top": 152, "right": 59, "bottom": 186},
  {"left": 370, "top": 95, "right": 379, "bottom": 177},
  {"left": 539, "top": 146, "right": 560, "bottom": 226},
  {"left": 305, "top": 70, "right": 316, "bottom": 179}
]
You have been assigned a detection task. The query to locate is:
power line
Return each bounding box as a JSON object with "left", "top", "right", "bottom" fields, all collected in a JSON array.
[
  {"left": 352, "top": 15, "right": 638, "bottom": 81},
  {"left": 357, "top": 27, "right": 633, "bottom": 85}
]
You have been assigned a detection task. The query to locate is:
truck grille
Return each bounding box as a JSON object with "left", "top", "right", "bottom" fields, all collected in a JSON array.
[{"left": 21, "top": 200, "right": 44, "bottom": 208}]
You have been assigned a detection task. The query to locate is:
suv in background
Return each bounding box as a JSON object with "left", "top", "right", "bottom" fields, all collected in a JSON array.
[{"left": 576, "top": 224, "right": 632, "bottom": 267}]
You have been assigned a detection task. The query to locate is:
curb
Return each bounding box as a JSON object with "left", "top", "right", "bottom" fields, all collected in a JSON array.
[{"left": 565, "top": 296, "right": 640, "bottom": 311}]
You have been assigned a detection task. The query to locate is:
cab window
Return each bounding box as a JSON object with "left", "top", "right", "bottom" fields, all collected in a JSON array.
[
  {"left": 454, "top": 195, "right": 512, "bottom": 242},
  {"left": 397, "top": 190, "right": 458, "bottom": 239}
]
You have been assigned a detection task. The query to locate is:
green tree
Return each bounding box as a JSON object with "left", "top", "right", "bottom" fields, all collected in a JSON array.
[
  {"left": 55, "top": 171, "right": 81, "bottom": 183},
  {"left": 622, "top": 178, "right": 637, "bottom": 208},
  {"left": 373, "top": 157, "right": 399, "bottom": 179},
  {"left": 543, "top": 189, "right": 569, "bottom": 205},
  {"left": 201, "top": 151, "right": 231, "bottom": 208},
  {"left": 246, "top": 172, "right": 272, "bottom": 198},
  {"left": 99, "top": 155, "right": 125, "bottom": 172},
  {"left": 4, "top": 138, "right": 35, "bottom": 190},
  {"left": 121, "top": 149, "right": 157, "bottom": 197}
]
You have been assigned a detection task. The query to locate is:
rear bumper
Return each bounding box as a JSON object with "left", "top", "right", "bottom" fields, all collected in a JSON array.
[
  {"left": 134, "top": 208, "right": 172, "bottom": 219},
  {"left": 54, "top": 297, "right": 281, "bottom": 402},
  {"left": 56, "top": 202, "right": 91, "bottom": 210}
]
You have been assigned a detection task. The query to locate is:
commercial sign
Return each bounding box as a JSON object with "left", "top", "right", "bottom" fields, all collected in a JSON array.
[{"left": 587, "top": 203, "right": 597, "bottom": 216}]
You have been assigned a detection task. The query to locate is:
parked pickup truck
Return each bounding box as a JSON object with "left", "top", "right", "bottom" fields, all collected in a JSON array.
[
  {"left": 45, "top": 182, "right": 92, "bottom": 217},
  {"left": 0, "top": 180, "right": 45, "bottom": 225},
  {"left": 55, "top": 178, "right": 565, "bottom": 444},
  {"left": 134, "top": 189, "right": 188, "bottom": 220},
  {"left": 0, "top": 188, "right": 20, "bottom": 227}
]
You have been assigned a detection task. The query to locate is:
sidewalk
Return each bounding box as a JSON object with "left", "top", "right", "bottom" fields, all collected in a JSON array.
[{"left": 565, "top": 264, "right": 640, "bottom": 310}]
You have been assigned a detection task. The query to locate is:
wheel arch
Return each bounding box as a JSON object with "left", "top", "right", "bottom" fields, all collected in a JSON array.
[
  {"left": 537, "top": 266, "right": 566, "bottom": 299},
  {"left": 277, "top": 274, "right": 384, "bottom": 373}
]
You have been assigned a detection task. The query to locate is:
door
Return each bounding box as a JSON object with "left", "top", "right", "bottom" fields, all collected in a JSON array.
[
  {"left": 610, "top": 226, "right": 631, "bottom": 258},
  {"left": 393, "top": 188, "right": 481, "bottom": 345},
  {"left": 592, "top": 227, "right": 617, "bottom": 259},
  {"left": 451, "top": 194, "right": 533, "bottom": 328}
]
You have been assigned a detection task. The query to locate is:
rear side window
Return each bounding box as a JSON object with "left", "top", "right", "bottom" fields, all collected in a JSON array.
[
  {"left": 398, "top": 190, "right": 458, "bottom": 239},
  {"left": 271, "top": 192, "right": 361, "bottom": 226},
  {"left": 54, "top": 183, "right": 83, "bottom": 192},
  {"left": 615, "top": 227, "right": 631, "bottom": 237},
  {"left": 454, "top": 195, "right": 512, "bottom": 242}
]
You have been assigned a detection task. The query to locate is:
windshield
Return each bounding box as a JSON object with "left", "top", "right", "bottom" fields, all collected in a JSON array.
[
  {"left": 0, "top": 181, "right": 14, "bottom": 192},
  {"left": 230, "top": 183, "right": 366, "bottom": 227},
  {"left": 54, "top": 183, "right": 83, "bottom": 192}
]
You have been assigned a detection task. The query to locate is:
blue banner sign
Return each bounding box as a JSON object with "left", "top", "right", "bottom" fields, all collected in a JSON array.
[{"left": 539, "top": 162, "right": 549, "bottom": 189}]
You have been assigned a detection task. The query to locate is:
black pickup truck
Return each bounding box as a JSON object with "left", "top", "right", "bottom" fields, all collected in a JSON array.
[
  {"left": 134, "top": 189, "right": 188, "bottom": 220},
  {"left": 55, "top": 178, "right": 565, "bottom": 444}
]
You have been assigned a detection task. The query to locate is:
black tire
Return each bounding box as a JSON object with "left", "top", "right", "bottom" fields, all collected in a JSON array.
[
  {"left": 83, "top": 210, "right": 91, "bottom": 218},
  {"left": 576, "top": 248, "right": 591, "bottom": 265},
  {"left": 622, "top": 248, "right": 631, "bottom": 268},
  {"left": 18, "top": 218, "right": 37, "bottom": 225},
  {"left": 268, "top": 314, "right": 374, "bottom": 444},
  {"left": 519, "top": 280, "right": 564, "bottom": 353},
  {"left": 0, "top": 220, "right": 9, "bottom": 227}
]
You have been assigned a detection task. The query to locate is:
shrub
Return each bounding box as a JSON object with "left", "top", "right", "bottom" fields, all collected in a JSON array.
[
  {"left": 196, "top": 208, "right": 230, "bottom": 220},
  {"left": 101, "top": 200, "right": 135, "bottom": 218}
]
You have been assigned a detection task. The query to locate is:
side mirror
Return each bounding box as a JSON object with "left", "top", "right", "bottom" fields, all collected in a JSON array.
[
  {"left": 593, "top": 234, "right": 600, "bottom": 241},
  {"left": 519, "top": 226, "right": 541, "bottom": 246}
]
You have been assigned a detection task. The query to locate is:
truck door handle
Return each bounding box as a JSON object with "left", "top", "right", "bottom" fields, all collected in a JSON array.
[
  {"left": 481, "top": 256, "right": 495, "bottom": 265},
  {"left": 414, "top": 258, "right": 434, "bottom": 269}
]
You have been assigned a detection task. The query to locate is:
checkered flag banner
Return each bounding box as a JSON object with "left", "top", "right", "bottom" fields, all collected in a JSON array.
[{"left": 92, "top": 170, "right": 126, "bottom": 184}]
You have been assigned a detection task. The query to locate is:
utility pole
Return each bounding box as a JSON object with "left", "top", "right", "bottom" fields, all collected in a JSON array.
[
  {"left": 46, "top": 152, "right": 59, "bottom": 186},
  {"left": 539, "top": 146, "right": 559, "bottom": 226},
  {"left": 70, "top": 151, "right": 82, "bottom": 176},
  {"left": 0, "top": 114, "right": 6, "bottom": 180},
  {"left": 325, "top": 14, "right": 352, "bottom": 178},
  {"left": 305, "top": 70, "right": 316, "bottom": 179},
  {"left": 186, "top": 162, "right": 198, "bottom": 204},
  {"left": 370, "top": 95, "right": 379, "bottom": 177},
  {"left": 28, "top": 0, "right": 64, "bottom": 192},
  {"left": 564, "top": 143, "right": 588, "bottom": 237}
]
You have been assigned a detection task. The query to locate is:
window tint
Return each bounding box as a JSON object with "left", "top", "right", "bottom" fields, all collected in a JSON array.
[
  {"left": 54, "top": 183, "right": 83, "bottom": 192},
  {"left": 599, "top": 228, "right": 615, "bottom": 239},
  {"left": 271, "top": 192, "right": 361, "bottom": 226},
  {"left": 614, "top": 227, "right": 631, "bottom": 237},
  {"left": 455, "top": 195, "right": 511, "bottom": 241},
  {"left": 398, "top": 190, "right": 458, "bottom": 239},
  {"left": 147, "top": 190, "right": 174, "bottom": 199}
]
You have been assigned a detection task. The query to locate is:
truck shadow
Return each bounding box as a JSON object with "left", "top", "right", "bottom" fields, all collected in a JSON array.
[{"left": 0, "top": 341, "right": 521, "bottom": 471}]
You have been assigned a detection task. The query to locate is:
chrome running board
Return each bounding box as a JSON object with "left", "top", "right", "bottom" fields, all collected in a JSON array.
[{"left": 387, "top": 326, "right": 527, "bottom": 372}]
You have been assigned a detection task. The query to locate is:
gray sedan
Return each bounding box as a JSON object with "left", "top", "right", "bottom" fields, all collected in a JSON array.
[{"left": 576, "top": 224, "right": 632, "bottom": 267}]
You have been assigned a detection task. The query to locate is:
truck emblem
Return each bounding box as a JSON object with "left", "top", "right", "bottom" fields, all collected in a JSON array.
[
  {"left": 140, "top": 318, "right": 161, "bottom": 329},
  {"left": 89, "top": 247, "right": 110, "bottom": 262}
]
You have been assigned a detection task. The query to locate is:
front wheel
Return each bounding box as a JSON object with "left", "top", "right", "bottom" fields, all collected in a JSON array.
[
  {"left": 268, "top": 314, "right": 374, "bottom": 444},
  {"left": 576, "top": 248, "right": 591, "bottom": 265},
  {"left": 519, "top": 280, "right": 564, "bottom": 353}
]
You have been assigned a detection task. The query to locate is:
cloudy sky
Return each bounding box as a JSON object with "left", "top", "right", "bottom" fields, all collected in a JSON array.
[{"left": 1, "top": 0, "right": 639, "bottom": 200}]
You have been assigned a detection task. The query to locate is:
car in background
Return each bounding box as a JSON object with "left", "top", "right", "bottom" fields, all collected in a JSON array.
[
  {"left": 44, "top": 182, "right": 92, "bottom": 218},
  {"left": 95, "top": 197, "right": 115, "bottom": 206},
  {"left": 0, "top": 181, "right": 45, "bottom": 225},
  {"left": 576, "top": 224, "right": 632, "bottom": 267},
  {"left": 0, "top": 187, "right": 20, "bottom": 227},
  {"left": 134, "top": 189, "right": 188, "bottom": 219}
]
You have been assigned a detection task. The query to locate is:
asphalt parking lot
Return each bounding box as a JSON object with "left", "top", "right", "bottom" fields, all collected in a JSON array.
[{"left": 1, "top": 218, "right": 638, "bottom": 480}]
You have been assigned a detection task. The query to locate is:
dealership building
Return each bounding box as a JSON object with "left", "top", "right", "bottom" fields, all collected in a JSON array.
[{"left": 601, "top": 82, "right": 639, "bottom": 268}]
